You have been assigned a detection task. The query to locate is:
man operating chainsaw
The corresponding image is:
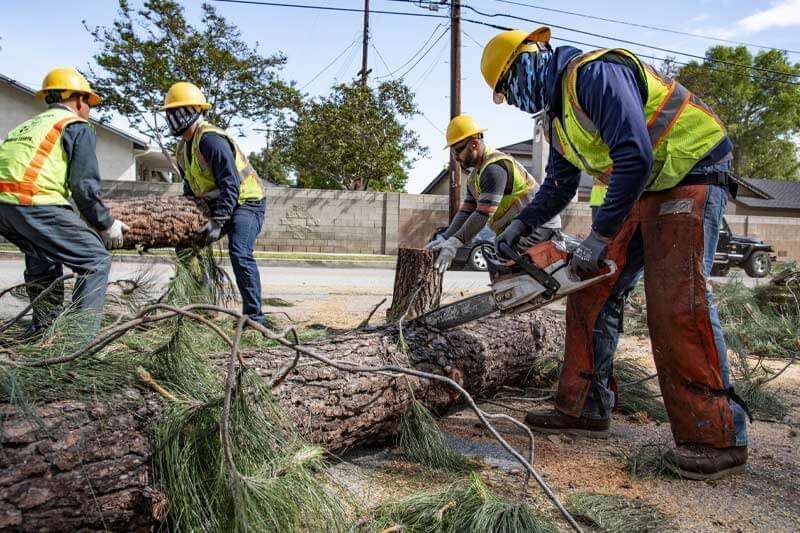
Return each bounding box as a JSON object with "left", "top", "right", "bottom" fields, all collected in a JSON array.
[
  {"left": 481, "top": 27, "right": 749, "bottom": 480},
  {"left": 426, "top": 114, "right": 561, "bottom": 274}
]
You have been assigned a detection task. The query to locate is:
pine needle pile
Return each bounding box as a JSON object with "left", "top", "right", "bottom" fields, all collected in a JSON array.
[
  {"left": 713, "top": 264, "right": 798, "bottom": 418},
  {"left": 398, "top": 400, "right": 477, "bottom": 472},
  {"left": 620, "top": 442, "right": 677, "bottom": 479},
  {"left": 614, "top": 355, "right": 666, "bottom": 422},
  {"left": 364, "top": 473, "right": 555, "bottom": 532},
  {"left": 565, "top": 492, "right": 672, "bottom": 532}
]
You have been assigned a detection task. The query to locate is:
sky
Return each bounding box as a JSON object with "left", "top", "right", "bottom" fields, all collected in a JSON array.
[{"left": 1, "top": 0, "right": 799, "bottom": 192}]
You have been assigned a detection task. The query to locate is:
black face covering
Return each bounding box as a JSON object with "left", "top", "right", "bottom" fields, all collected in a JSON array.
[{"left": 166, "top": 106, "right": 202, "bottom": 136}]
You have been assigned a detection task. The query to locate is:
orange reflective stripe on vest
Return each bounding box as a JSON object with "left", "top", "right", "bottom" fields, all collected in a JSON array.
[{"left": 0, "top": 117, "right": 75, "bottom": 205}]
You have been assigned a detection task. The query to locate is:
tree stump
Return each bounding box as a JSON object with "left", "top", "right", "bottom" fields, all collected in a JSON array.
[
  {"left": 386, "top": 248, "right": 443, "bottom": 322},
  {"left": 105, "top": 196, "right": 210, "bottom": 250}
]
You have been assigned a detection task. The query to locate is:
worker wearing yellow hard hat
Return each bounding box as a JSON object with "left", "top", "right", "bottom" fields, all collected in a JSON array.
[
  {"left": 427, "top": 114, "right": 561, "bottom": 274},
  {"left": 0, "top": 67, "right": 128, "bottom": 340},
  {"left": 160, "top": 81, "right": 267, "bottom": 324},
  {"left": 482, "top": 27, "right": 747, "bottom": 480}
]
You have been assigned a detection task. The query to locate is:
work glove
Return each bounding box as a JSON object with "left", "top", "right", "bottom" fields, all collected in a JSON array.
[
  {"left": 434, "top": 236, "right": 462, "bottom": 274},
  {"left": 569, "top": 230, "right": 610, "bottom": 274},
  {"left": 424, "top": 233, "right": 446, "bottom": 251},
  {"left": 100, "top": 219, "right": 129, "bottom": 250},
  {"left": 199, "top": 219, "right": 225, "bottom": 245},
  {"left": 495, "top": 219, "right": 531, "bottom": 261}
]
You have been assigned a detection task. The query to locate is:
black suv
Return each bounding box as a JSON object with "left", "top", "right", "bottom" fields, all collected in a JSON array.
[{"left": 711, "top": 218, "right": 776, "bottom": 278}]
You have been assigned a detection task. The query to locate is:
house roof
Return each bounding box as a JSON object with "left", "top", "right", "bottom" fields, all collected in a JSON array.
[
  {"left": 498, "top": 139, "right": 533, "bottom": 154},
  {"left": 421, "top": 167, "right": 448, "bottom": 194},
  {"left": 0, "top": 73, "right": 149, "bottom": 151},
  {"left": 734, "top": 177, "right": 800, "bottom": 210}
]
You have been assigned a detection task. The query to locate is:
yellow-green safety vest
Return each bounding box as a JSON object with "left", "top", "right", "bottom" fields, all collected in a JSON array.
[
  {"left": 546, "top": 48, "right": 728, "bottom": 192},
  {"left": 589, "top": 182, "right": 607, "bottom": 207},
  {"left": 466, "top": 147, "right": 538, "bottom": 233},
  {"left": 176, "top": 121, "right": 263, "bottom": 203},
  {"left": 0, "top": 107, "right": 88, "bottom": 206}
]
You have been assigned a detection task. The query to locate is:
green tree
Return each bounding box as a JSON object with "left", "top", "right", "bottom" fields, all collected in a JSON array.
[
  {"left": 247, "top": 124, "right": 294, "bottom": 186},
  {"left": 84, "top": 0, "right": 299, "bottom": 171},
  {"left": 676, "top": 46, "right": 800, "bottom": 181},
  {"left": 286, "top": 79, "right": 427, "bottom": 191}
]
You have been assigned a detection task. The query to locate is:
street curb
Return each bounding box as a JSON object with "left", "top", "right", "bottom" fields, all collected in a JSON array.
[{"left": 0, "top": 251, "right": 397, "bottom": 270}]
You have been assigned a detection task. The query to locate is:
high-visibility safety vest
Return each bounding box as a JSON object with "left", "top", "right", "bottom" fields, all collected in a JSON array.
[
  {"left": 589, "top": 182, "right": 607, "bottom": 207},
  {"left": 466, "top": 148, "right": 538, "bottom": 233},
  {"left": 176, "top": 121, "right": 263, "bottom": 203},
  {"left": 0, "top": 107, "right": 88, "bottom": 206},
  {"left": 546, "top": 49, "right": 727, "bottom": 192}
]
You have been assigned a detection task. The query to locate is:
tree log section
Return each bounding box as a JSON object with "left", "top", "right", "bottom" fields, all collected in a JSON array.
[
  {"left": 105, "top": 196, "right": 210, "bottom": 250},
  {"left": 385, "top": 248, "right": 443, "bottom": 322},
  {"left": 0, "top": 310, "right": 564, "bottom": 531}
]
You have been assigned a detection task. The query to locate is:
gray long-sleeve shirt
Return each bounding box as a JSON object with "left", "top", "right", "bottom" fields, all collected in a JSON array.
[{"left": 58, "top": 109, "right": 113, "bottom": 231}]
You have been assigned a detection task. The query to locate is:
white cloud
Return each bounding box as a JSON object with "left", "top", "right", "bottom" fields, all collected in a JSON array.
[
  {"left": 687, "top": 13, "right": 711, "bottom": 24},
  {"left": 737, "top": 0, "right": 800, "bottom": 33}
]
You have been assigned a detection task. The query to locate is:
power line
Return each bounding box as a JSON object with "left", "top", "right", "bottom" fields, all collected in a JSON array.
[
  {"left": 495, "top": 0, "right": 800, "bottom": 55},
  {"left": 413, "top": 34, "right": 449, "bottom": 88},
  {"left": 462, "top": 29, "right": 483, "bottom": 48},
  {"left": 376, "top": 23, "right": 445, "bottom": 79},
  {"left": 300, "top": 38, "right": 360, "bottom": 90},
  {"left": 458, "top": 3, "right": 800, "bottom": 80},
  {"left": 211, "top": 0, "right": 800, "bottom": 82},
  {"left": 370, "top": 40, "right": 392, "bottom": 76},
  {"left": 397, "top": 26, "right": 450, "bottom": 80}
]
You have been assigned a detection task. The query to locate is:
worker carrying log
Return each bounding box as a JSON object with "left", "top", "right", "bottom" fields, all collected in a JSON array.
[
  {"left": 161, "top": 82, "right": 267, "bottom": 325},
  {"left": 482, "top": 26, "right": 749, "bottom": 480},
  {"left": 0, "top": 67, "right": 128, "bottom": 339},
  {"left": 426, "top": 114, "right": 562, "bottom": 274}
]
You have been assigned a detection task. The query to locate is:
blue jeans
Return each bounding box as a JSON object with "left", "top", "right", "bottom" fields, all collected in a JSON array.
[
  {"left": 582, "top": 185, "right": 748, "bottom": 446},
  {"left": 0, "top": 204, "right": 111, "bottom": 335},
  {"left": 221, "top": 200, "right": 265, "bottom": 323}
]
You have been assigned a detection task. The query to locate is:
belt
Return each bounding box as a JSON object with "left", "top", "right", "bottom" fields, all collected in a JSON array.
[{"left": 677, "top": 171, "right": 738, "bottom": 198}]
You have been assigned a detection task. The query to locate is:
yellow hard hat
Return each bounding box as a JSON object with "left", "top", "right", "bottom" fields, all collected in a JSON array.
[
  {"left": 480, "top": 26, "right": 551, "bottom": 103},
  {"left": 445, "top": 114, "right": 487, "bottom": 148},
  {"left": 35, "top": 67, "right": 100, "bottom": 106},
  {"left": 160, "top": 82, "right": 212, "bottom": 111}
]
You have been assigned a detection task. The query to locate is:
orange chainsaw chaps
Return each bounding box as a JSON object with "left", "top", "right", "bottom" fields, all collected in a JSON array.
[
  {"left": 639, "top": 185, "right": 735, "bottom": 448},
  {"left": 555, "top": 211, "right": 640, "bottom": 417}
]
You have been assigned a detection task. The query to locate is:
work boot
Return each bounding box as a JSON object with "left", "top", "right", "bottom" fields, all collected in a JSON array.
[
  {"left": 524, "top": 409, "right": 610, "bottom": 439},
  {"left": 666, "top": 445, "right": 747, "bottom": 480}
]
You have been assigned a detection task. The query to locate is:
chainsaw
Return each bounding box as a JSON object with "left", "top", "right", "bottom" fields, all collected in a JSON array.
[{"left": 419, "top": 240, "right": 617, "bottom": 330}]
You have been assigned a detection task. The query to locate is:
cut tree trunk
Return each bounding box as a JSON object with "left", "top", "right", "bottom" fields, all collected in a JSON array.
[
  {"left": 0, "top": 310, "right": 564, "bottom": 531},
  {"left": 105, "top": 197, "right": 210, "bottom": 250},
  {"left": 386, "top": 248, "right": 443, "bottom": 322}
]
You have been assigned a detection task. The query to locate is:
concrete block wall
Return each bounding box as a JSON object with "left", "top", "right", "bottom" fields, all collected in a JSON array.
[{"left": 98, "top": 181, "right": 800, "bottom": 260}]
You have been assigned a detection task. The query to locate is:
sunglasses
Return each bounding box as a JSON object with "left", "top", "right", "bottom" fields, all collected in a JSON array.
[{"left": 450, "top": 139, "right": 471, "bottom": 158}]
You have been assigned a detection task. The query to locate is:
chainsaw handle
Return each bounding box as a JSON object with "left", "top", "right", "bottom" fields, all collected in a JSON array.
[{"left": 496, "top": 242, "right": 561, "bottom": 298}]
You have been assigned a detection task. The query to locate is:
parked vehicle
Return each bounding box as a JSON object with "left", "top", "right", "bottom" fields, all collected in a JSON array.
[{"left": 711, "top": 218, "right": 776, "bottom": 278}]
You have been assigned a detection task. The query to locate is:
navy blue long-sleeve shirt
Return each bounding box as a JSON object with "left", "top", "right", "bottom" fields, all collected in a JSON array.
[
  {"left": 60, "top": 119, "right": 113, "bottom": 231},
  {"left": 516, "top": 47, "right": 731, "bottom": 238},
  {"left": 182, "top": 132, "right": 242, "bottom": 220}
]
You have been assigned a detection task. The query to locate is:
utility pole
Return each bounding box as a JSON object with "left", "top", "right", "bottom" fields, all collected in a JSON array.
[
  {"left": 448, "top": 0, "right": 462, "bottom": 221},
  {"left": 360, "top": 0, "right": 370, "bottom": 85}
]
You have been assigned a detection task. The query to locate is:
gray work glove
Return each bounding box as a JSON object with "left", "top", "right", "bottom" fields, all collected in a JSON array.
[
  {"left": 495, "top": 219, "right": 531, "bottom": 260},
  {"left": 100, "top": 219, "right": 129, "bottom": 250},
  {"left": 434, "top": 236, "right": 462, "bottom": 274},
  {"left": 199, "top": 219, "right": 225, "bottom": 245},
  {"left": 424, "top": 233, "right": 446, "bottom": 251},
  {"left": 569, "top": 230, "right": 610, "bottom": 274}
]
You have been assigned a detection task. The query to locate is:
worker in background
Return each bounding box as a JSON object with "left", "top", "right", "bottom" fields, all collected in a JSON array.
[
  {"left": 0, "top": 67, "right": 127, "bottom": 339},
  {"left": 483, "top": 27, "right": 748, "bottom": 480},
  {"left": 426, "top": 114, "right": 562, "bottom": 274},
  {"left": 161, "top": 82, "right": 266, "bottom": 325}
]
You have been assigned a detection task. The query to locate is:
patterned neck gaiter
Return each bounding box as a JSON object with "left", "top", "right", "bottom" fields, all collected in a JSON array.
[{"left": 505, "top": 50, "right": 552, "bottom": 115}]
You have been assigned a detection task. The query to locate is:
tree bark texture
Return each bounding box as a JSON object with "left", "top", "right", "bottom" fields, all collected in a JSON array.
[
  {"left": 385, "top": 248, "right": 443, "bottom": 322},
  {"left": 105, "top": 197, "right": 210, "bottom": 250},
  {"left": 0, "top": 310, "right": 564, "bottom": 531}
]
